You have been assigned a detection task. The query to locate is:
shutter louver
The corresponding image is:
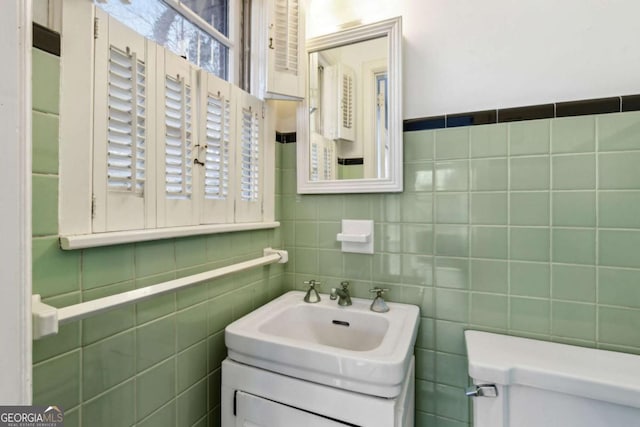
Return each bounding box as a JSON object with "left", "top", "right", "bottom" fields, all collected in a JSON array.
[
  {"left": 164, "top": 75, "right": 193, "bottom": 200},
  {"left": 310, "top": 142, "right": 318, "bottom": 181},
  {"left": 341, "top": 72, "right": 353, "bottom": 130},
  {"left": 240, "top": 107, "right": 260, "bottom": 201},
  {"left": 107, "top": 46, "right": 146, "bottom": 194},
  {"left": 204, "top": 94, "right": 230, "bottom": 200},
  {"left": 323, "top": 146, "right": 333, "bottom": 180},
  {"left": 274, "top": 0, "right": 298, "bottom": 74}
]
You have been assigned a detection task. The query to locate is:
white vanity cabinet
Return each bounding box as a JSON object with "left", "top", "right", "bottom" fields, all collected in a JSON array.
[
  {"left": 221, "top": 290, "right": 419, "bottom": 426},
  {"left": 221, "top": 357, "right": 415, "bottom": 427},
  {"left": 234, "top": 391, "right": 350, "bottom": 426}
]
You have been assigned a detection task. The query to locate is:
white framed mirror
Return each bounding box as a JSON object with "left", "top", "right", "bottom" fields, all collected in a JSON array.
[{"left": 296, "top": 17, "right": 403, "bottom": 193}]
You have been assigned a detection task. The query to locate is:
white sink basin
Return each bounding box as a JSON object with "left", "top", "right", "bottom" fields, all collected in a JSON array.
[{"left": 225, "top": 290, "right": 420, "bottom": 398}]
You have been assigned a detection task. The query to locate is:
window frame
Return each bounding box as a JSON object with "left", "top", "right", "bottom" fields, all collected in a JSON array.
[{"left": 58, "top": 1, "right": 277, "bottom": 250}]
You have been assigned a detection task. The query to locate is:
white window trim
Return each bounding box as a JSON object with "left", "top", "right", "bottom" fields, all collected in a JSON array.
[
  {"left": 59, "top": 1, "right": 277, "bottom": 250},
  {"left": 361, "top": 58, "right": 387, "bottom": 180},
  {"left": 59, "top": 0, "right": 94, "bottom": 237},
  {"left": 60, "top": 221, "right": 279, "bottom": 250},
  {"left": 33, "top": 0, "right": 62, "bottom": 33},
  {"left": 0, "top": 0, "right": 32, "bottom": 403}
]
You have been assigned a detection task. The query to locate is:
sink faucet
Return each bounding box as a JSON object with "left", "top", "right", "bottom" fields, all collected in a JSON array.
[
  {"left": 369, "top": 287, "right": 390, "bottom": 313},
  {"left": 330, "top": 281, "right": 352, "bottom": 306},
  {"left": 303, "top": 280, "right": 321, "bottom": 303}
]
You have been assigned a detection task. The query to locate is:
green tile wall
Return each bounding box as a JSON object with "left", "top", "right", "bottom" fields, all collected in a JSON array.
[
  {"left": 31, "top": 48, "right": 288, "bottom": 426},
  {"left": 33, "top": 44, "right": 640, "bottom": 427},
  {"left": 281, "top": 111, "right": 640, "bottom": 427}
]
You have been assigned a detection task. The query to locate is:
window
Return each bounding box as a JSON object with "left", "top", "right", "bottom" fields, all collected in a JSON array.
[
  {"left": 96, "top": 0, "right": 231, "bottom": 80},
  {"left": 375, "top": 73, "right": 388, "bottom": 178},
  {"left": 58, "top": 1, "right": 278, "bottom": 248}
]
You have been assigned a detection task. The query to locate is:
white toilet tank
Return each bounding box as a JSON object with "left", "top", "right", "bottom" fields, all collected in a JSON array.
[{"left": 465, "top": 331, "right": 640, "bottom": 427}]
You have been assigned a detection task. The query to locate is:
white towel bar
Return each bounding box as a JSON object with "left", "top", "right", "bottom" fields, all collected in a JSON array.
[{"left": 32, "top": 247, "right": 288, "bottom": 340}]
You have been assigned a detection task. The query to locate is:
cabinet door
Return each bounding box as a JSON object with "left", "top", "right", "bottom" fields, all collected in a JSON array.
[
  {"left": 235, "top": 391, "right": 354, "bottom": 427},
  {"left": 251, "top": 0, "right": 305, "bottom": 100}
]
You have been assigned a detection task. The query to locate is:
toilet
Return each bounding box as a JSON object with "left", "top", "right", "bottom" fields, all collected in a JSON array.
[{"left": 465, "top": 330, "right": 640, "bottom": 427}]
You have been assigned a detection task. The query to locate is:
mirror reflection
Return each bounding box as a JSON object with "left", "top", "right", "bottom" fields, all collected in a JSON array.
[
  {"left": 297, "top": 16, "right": 402, "bottom": 194},
  {"left": 308, "top": 37, "right": 388, "bottom": 181}
]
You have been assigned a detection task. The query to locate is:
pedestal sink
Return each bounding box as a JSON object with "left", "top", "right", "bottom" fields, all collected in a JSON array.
[{"left": 225, "top": 290, "right": 420, "bottom": 398}]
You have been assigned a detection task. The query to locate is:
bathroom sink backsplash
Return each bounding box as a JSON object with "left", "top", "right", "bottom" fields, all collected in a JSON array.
[{"left": 280, "top": 109, "right": 640, "bottom": 427}]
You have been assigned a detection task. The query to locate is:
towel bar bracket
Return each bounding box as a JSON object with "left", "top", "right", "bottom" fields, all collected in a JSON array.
[
  {"left": 264, "top": 247, "right": 288, "bottom": 263},
  {"left": 32, "top": 295, "right": 58, "bottom": 340}
]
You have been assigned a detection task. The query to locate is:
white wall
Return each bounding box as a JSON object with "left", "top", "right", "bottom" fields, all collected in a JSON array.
[{"left": 307, "top": 0, "right": 640, "bottom": 119}]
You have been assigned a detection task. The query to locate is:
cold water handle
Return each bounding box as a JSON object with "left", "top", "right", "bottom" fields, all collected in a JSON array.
[
  {"left": 303, "top": 279, "right": 321, "bottom": 303},
  {"left": 465, "top": 384, "right": 498, "bottom": 398},
  {"left": 369, "top": 287, "right": 390, "bottom": 313}
]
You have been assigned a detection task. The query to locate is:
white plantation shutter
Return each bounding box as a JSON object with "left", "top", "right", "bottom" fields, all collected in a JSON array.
[
  {"left": 235, "top": 88, "right": 264, "bottom": 222},
  {"left": 200, "top": 71, "right": 234, "bottom": 224},
  {"left": 323, "top": 145, "right": 335, "bottom": 180},
  {"left": 240, "top": 108, "right": 260, "bottom": 201},
  {"left": 310, "top": 141, "right": 319, "bottom": 181},
  {"left": 309, "top": 132, "right": 336, "bottom": 181},
  {"left": 164, "top": 75, "right": 193, "bottom": 199},
  {"left": 341, "top": 72, "right": 354, "bottom": 131},
  {"left": 274, "top": 0, "right": 299, "bottom": 74},
  {"left": 107, "top": 46, "right": 146, "bottom": 194},
  {"left": 323, "top": 64, "right": 356, "bottom": 142},
  {"left": 257, "top": 0, "right": 304, "bottom": 99},
  {"left": 204, "top": 96, "right": 229, "bottom": 198},
  {"left": 63, "top": 5, "right": 278, "bottom": 244},
  {"left": 93, "top": 9, "right": 156, "bottom": 232},
  {"left": 157, "top": 49, "right": 200, "bottom": 227}
]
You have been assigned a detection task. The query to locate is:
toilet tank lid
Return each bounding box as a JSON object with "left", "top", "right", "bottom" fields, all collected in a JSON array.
[{"left": 465, "top": 330, "right": 640, "bottom": 410}]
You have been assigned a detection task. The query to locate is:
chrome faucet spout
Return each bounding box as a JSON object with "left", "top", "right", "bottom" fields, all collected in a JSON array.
[{"left": 330, "top": 281, "right": 352, "bottom": 306}]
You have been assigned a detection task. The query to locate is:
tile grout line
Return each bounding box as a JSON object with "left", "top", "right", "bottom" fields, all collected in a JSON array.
[
  {"left": 594, "top": 115, "right": 601, "bottom": 346},
  {"left": 430, "top": 130, "right": 443, "bottom": 420},
  {"left": 78, "top": 248, "right": 85, "bottom": 425},
  {"left": 548, "top": 119, "right": 554, "bottom": 338},
  {"left": 506, "top": 122, "right": 512, "bottom": 334},
  {"left": 466, "top": 128, "right": 472, "bottom": 329}
]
